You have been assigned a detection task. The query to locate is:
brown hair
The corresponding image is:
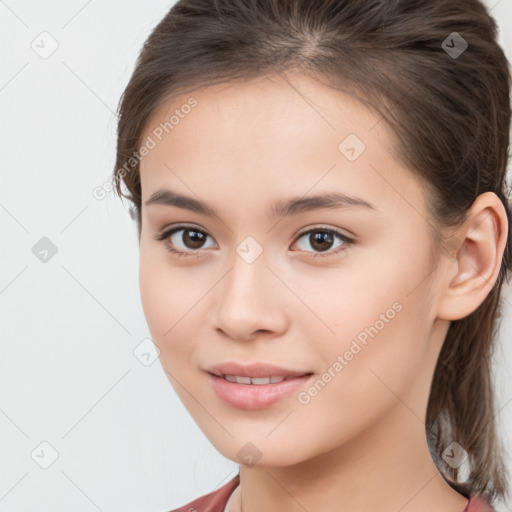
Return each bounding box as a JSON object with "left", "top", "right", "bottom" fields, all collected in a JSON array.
[{"left": 112, "top": 0, "right": 512, "bottom": 504}]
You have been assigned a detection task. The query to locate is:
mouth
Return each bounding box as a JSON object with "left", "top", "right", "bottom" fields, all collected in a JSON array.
[
  {"left": 207, "top": 371, "right": 314, "bottom": 410},
  {"left": 210, "top": 373, "right": 313, "bottom": 385}
]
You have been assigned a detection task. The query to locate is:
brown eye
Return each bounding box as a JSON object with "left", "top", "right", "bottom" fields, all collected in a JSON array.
[
  {"left": 154, "top": 225, "right": 216, "bottom": 257},
  {"left": 308, "top": 231, "right": 334, "bottom": 252},
  {"left": 292, "top": 227, "right": 353, "bottom": 258},
  {"left": 179, "top": 229, "right": 207, "bottom": 249}
]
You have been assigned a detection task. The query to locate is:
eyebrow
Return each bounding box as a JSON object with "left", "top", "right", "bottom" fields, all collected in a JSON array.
[{"left": 144, "top": 189, "right": 376, "bottom": 219}]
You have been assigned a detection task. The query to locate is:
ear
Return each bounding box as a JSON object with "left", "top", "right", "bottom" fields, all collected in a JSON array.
[{"left": 436, "top": 192, "right": 509, "bottom": 321}]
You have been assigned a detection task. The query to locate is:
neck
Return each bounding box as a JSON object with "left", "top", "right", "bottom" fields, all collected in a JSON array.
[{"left": 234, "top": 403, "right": 469, "bottom": 512}]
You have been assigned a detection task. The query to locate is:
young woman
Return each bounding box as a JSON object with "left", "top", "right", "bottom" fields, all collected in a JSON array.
[{"left": 112, "top": 1, "right": 511, "bottom": 511}]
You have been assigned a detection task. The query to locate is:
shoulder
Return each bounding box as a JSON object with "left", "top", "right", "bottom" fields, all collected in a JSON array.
[
  {"left": 465, "top": 494, "right": 497, "bottom": 512},
  {"left": 168, "top": 473, "right": 240, "bottom": 512}
]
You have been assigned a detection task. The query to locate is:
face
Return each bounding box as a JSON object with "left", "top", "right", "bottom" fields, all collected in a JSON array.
[{"left": 138, "top": 72, "right": 450, "bottom": 467}]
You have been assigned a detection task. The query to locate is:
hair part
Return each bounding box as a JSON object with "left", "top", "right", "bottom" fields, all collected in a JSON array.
[{"left": 112, "top": 0, "right": 512, "bottom": 502}]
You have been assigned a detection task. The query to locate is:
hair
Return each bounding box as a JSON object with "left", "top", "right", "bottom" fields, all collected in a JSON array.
[{"left": 112, "top": 0, "right": 512, "bottom": 504}]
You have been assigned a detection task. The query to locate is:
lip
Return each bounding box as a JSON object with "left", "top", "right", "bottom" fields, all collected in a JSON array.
[
  {"left": 207, "top": 373, "right": 313, "bottom": 409},
  {"left": 206, "top": 361, "right": 312, "bottom": 379}
]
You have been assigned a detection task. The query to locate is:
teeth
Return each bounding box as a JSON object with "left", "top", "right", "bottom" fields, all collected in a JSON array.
[{"left": 223, "top": 375, "right": 286, "bottom": 385}]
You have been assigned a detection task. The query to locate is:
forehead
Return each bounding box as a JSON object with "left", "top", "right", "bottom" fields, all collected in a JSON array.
[
  {"left": 138, "top": 72, "right": 425, "bottom": 218},
  {"left": 142, "top": 72, "right": 389, "bottom": 152}
]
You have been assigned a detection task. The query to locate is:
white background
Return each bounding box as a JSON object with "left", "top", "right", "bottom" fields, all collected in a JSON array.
[{"left": 0, "top": 1, "right": 511, "bottom": 511}]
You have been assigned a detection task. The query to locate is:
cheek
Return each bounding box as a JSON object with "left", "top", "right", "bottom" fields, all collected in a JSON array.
[
  {"left": 289, "top": 298, "right": 430, "bottom": 460},
  {"left": 308, "top": 240, "right": 436, "bottom": 394},
  {"left": 138, "top": 248, "right": 195, "bottom": 351},
  {"left": 138, "top": 245, "right": 224, "bottom": 383}
]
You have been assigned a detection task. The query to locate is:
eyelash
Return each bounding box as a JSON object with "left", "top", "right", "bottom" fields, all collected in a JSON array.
[{"left": 153, "top": 223, "right": 354, "bottom": 259}]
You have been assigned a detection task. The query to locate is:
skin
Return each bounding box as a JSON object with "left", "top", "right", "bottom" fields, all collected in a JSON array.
[{"left": 137, "top": 71, "right": 508, "bottom": 512}]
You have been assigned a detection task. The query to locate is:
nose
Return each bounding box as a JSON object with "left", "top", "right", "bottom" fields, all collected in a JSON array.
[{"left": 214, "top": 251, "right": 289, "bottom": 342}]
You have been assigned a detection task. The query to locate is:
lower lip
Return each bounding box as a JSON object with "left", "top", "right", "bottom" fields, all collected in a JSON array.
[{"left": 208, "top": 373, "right": 313, "bottom": 410}]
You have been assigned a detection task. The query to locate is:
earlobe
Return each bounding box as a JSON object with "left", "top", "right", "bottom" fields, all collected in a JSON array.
[{"left": 437, "top": 192, "right": 508, "bottom": 321}]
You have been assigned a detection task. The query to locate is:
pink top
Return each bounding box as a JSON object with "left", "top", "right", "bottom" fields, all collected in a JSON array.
[{"left": 169, "top": 473, "right": 495, "bottom": 512}]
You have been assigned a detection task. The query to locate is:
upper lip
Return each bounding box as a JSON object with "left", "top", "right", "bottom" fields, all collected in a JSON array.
[{"left": 206, "top": 362, "right": 313, "bottom": 379}]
